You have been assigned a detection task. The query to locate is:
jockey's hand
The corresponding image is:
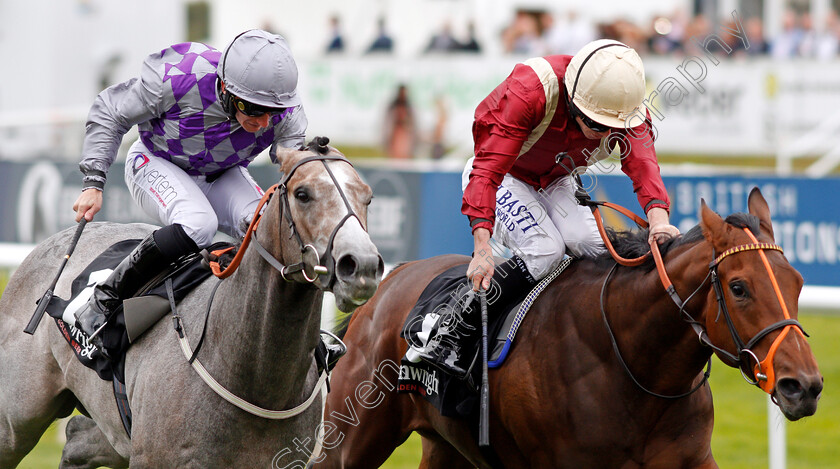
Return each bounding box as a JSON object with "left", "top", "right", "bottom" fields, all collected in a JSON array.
[
  {"left": 647, "top": 206, "right": 680, "bottom": 245},
  {"left": 468, "top": 227, "right": 494, "bottom": 291},
  {"left": 73, "top": 188, "right": 103, "bottom": 222}
]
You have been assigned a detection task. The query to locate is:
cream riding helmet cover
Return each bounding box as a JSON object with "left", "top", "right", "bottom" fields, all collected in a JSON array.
[{"left": 564, "top": 39, "right": 646, "bottom": 129}]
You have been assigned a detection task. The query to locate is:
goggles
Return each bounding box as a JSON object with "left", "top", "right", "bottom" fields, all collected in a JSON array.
[
  {"left": 231, "top": 94, "right": 285, "bottom": 117},
  {"left": 570, "top": 102, "right": 612, "bottom": 133}
]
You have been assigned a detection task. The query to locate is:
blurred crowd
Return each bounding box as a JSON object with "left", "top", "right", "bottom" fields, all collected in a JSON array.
[
  {"left": 323, "top": 9, "right": 840, "bottom": 60},
  {"left": 500, "top": 8, "right": 840, "bottom": 60},
  {"left": 326, "top": 15, "right": 482, "bottom": 55}
]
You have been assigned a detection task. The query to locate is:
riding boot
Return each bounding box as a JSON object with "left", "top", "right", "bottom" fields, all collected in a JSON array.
[
  {"left": 316, "top": 331, "right": 348, "bottom": 374},
  {"left": 416, "top": 256, "right": 537, "bottom": 378},
  {"left": 75, "top": 224, "right": 198, "bottom": 356}
]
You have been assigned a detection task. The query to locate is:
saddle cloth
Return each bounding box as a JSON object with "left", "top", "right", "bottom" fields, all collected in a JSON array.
[
  {"left": 44, "top": 239, "right": 227, "bottom": 383},
  {"left": 398, "top": 257, "right": 572, "bottom": 418}
]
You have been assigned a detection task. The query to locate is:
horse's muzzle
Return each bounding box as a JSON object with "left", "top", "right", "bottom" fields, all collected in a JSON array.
[
  {"left": 333, "top": 252, "right": 384, "bottom": 310},
  {"left": 774, "top": 373, "right": 823, "bottom": 421}
]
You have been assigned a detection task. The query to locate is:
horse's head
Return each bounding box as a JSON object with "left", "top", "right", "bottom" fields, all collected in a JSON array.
[
  {"left": 699, "top": 187, "right": 822, "bottom": 420},
  {"left": 270, "top": 138, "right": 384, "bottom": 311}
]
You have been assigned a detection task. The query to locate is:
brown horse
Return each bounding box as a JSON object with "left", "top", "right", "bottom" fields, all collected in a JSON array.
[{"left": 314, "top": 188, "right": 822, "bottom": 468}]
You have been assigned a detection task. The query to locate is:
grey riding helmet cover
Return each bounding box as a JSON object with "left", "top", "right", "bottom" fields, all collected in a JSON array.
[{"left": 218, "top": 30, "right": 301, "bottom": 111}]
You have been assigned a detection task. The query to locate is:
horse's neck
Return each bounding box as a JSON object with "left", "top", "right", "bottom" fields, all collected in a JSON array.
[
  {"left": 607, "top": 242, "right": 714, "bottom": 394},
  {"left": 200, "top": 218, "right": 322, "bottom": 407}
]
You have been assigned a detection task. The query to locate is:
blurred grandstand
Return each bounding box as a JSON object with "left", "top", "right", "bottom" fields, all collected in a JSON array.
[{"left": 2, "top": 0, "right": 840, "bottom": 171}]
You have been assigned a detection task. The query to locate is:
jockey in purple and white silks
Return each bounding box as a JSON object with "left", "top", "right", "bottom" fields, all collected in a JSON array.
[{"left": 72, "top": 30, "right": 306, "bottom": 354}]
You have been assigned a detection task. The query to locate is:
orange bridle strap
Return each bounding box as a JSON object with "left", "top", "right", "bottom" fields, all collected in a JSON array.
[
  {"left": 590, "top": 202, "right": 680, "bottom": 303},
  {"left": 592, "top": 200, "right": 805, "bottom": 394},
  {"left": 591, "top": 203, "right": 650, "bottom": 267},
  {"left": 209, "top": 184, "right": 278, "bottom": 279},
  {"left": 737, "top": 228, "right": 806, "bottom": 393}
]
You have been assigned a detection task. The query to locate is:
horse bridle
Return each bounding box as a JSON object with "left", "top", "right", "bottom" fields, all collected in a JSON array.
[
  {"left": 592, "top": 200, "right": 808, "bottom": 398},
  {"left": 210, "top": 153, "right": 364, "bottom": 290},
  {"left": 181, "top": 151, "right": 363, "bottom": 421},
  {"left": 704, "top": 229, "right": 808, "bottom": 392},
  {"left": 256, "top": 153, "right": 362, "bottom": 289}
]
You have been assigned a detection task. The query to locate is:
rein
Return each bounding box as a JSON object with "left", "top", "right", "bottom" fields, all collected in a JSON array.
[
  {"left": 179, "top": 152, "right": 361, "bottom": 419},
  {"left": 209, "top": 154, "right": 360, "bottom": 287},
  {"left": 167, "top": 278, "right": 328, "bottom": 419},
  {"left": 588, "top": 198, "right": 807, "bottom": 397}
]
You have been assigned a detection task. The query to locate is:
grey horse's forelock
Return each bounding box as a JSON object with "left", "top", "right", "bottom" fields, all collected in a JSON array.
[{"left": 304, "top": 136, "right": 331, "bottom": 155}]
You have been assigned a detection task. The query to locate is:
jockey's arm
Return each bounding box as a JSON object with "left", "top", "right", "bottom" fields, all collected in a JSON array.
[{"left": 75, "top": 58, "right": 168, "bottom": 221}]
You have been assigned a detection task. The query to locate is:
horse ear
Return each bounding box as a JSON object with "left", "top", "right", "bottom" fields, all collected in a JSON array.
[
  {"left": 700, "top": 199, "right": 727, "bottom": 245},
  {"left": 747, "top": 187, "right": 775, "bottom": 241}
]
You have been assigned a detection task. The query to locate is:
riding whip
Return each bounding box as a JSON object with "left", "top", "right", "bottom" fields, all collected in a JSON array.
[
  {"left": 478, "top": 287, "right": 490, "bottom": 447},
  {"left": 23, "top": 219, "right": 87, "bottom": 334}
]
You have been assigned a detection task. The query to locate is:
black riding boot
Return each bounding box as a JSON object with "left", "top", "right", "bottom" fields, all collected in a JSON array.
[
  {"left": 417, "top": 256, "right": 537, "bottom": 378},
  {"left": 75, "top": 224, "right": 198, "bottom": 355}
]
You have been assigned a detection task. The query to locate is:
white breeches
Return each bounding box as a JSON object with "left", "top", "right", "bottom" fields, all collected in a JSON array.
[
  {"left": 462, "top": 158, "right": 605, "bottom": 280},
  {"left": 123, "top": 139, "right": 263, "bottom": 248}
]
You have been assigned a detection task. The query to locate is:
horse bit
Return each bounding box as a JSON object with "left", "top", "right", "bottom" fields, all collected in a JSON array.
[{"left": 209, "top": 147, "right": 364, "bottom": 290}]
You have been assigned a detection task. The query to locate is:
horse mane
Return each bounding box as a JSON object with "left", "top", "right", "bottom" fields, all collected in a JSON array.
[{"left": 587, "top": 212, "right": 761, "bottom": 270}]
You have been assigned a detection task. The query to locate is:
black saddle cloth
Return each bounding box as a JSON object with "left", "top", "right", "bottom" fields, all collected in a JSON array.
[
  {"left": 45, "top": 239, "right": 226, "bottom": 382},
  {"left": 399, "top": 263, "right": 524, "bottom": 418}
]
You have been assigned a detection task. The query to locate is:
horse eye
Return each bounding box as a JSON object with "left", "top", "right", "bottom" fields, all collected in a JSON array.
[
  {"left": 729, "top": 281, "right": 749, "bottom": 299},
  {"left": 294, "top": 189, "right": 310, "bottom": 203}
]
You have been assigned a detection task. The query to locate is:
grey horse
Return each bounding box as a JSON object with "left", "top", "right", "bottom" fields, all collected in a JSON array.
[{"left": 0, "top": 144, "right": 383, "bottom": 468}]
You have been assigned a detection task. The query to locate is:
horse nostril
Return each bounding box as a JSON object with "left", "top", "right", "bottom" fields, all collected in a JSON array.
[
  {"left": 336, "top": 254, "right": 358, "bottom": 280},
  {"left": 809, "top": 377, "right": 824, "bottom": 400},
  {"left": 777, "top": 378, "right": 805, "bottom": 401},
  {"left": 376, "top": 255, "right": 385, "bottom": 278}
]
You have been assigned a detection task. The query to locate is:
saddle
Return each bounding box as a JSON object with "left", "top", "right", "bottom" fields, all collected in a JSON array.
[
  {"left": 45, "top": 239, "right": 229, "bottom": 383},
  {"left": 398, "top": 258, "right": 572, "bottom": 418},
  {"left": 43, "top": 239, "right": 227, "bottom": 437},
  {"left": 46, "top": 239, "right": 345, "bottom": 437}
]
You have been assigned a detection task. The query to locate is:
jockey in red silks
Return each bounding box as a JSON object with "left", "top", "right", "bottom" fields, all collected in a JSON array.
[{"left": 415, "top": 39, "right": 680, "bottom": 374}]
